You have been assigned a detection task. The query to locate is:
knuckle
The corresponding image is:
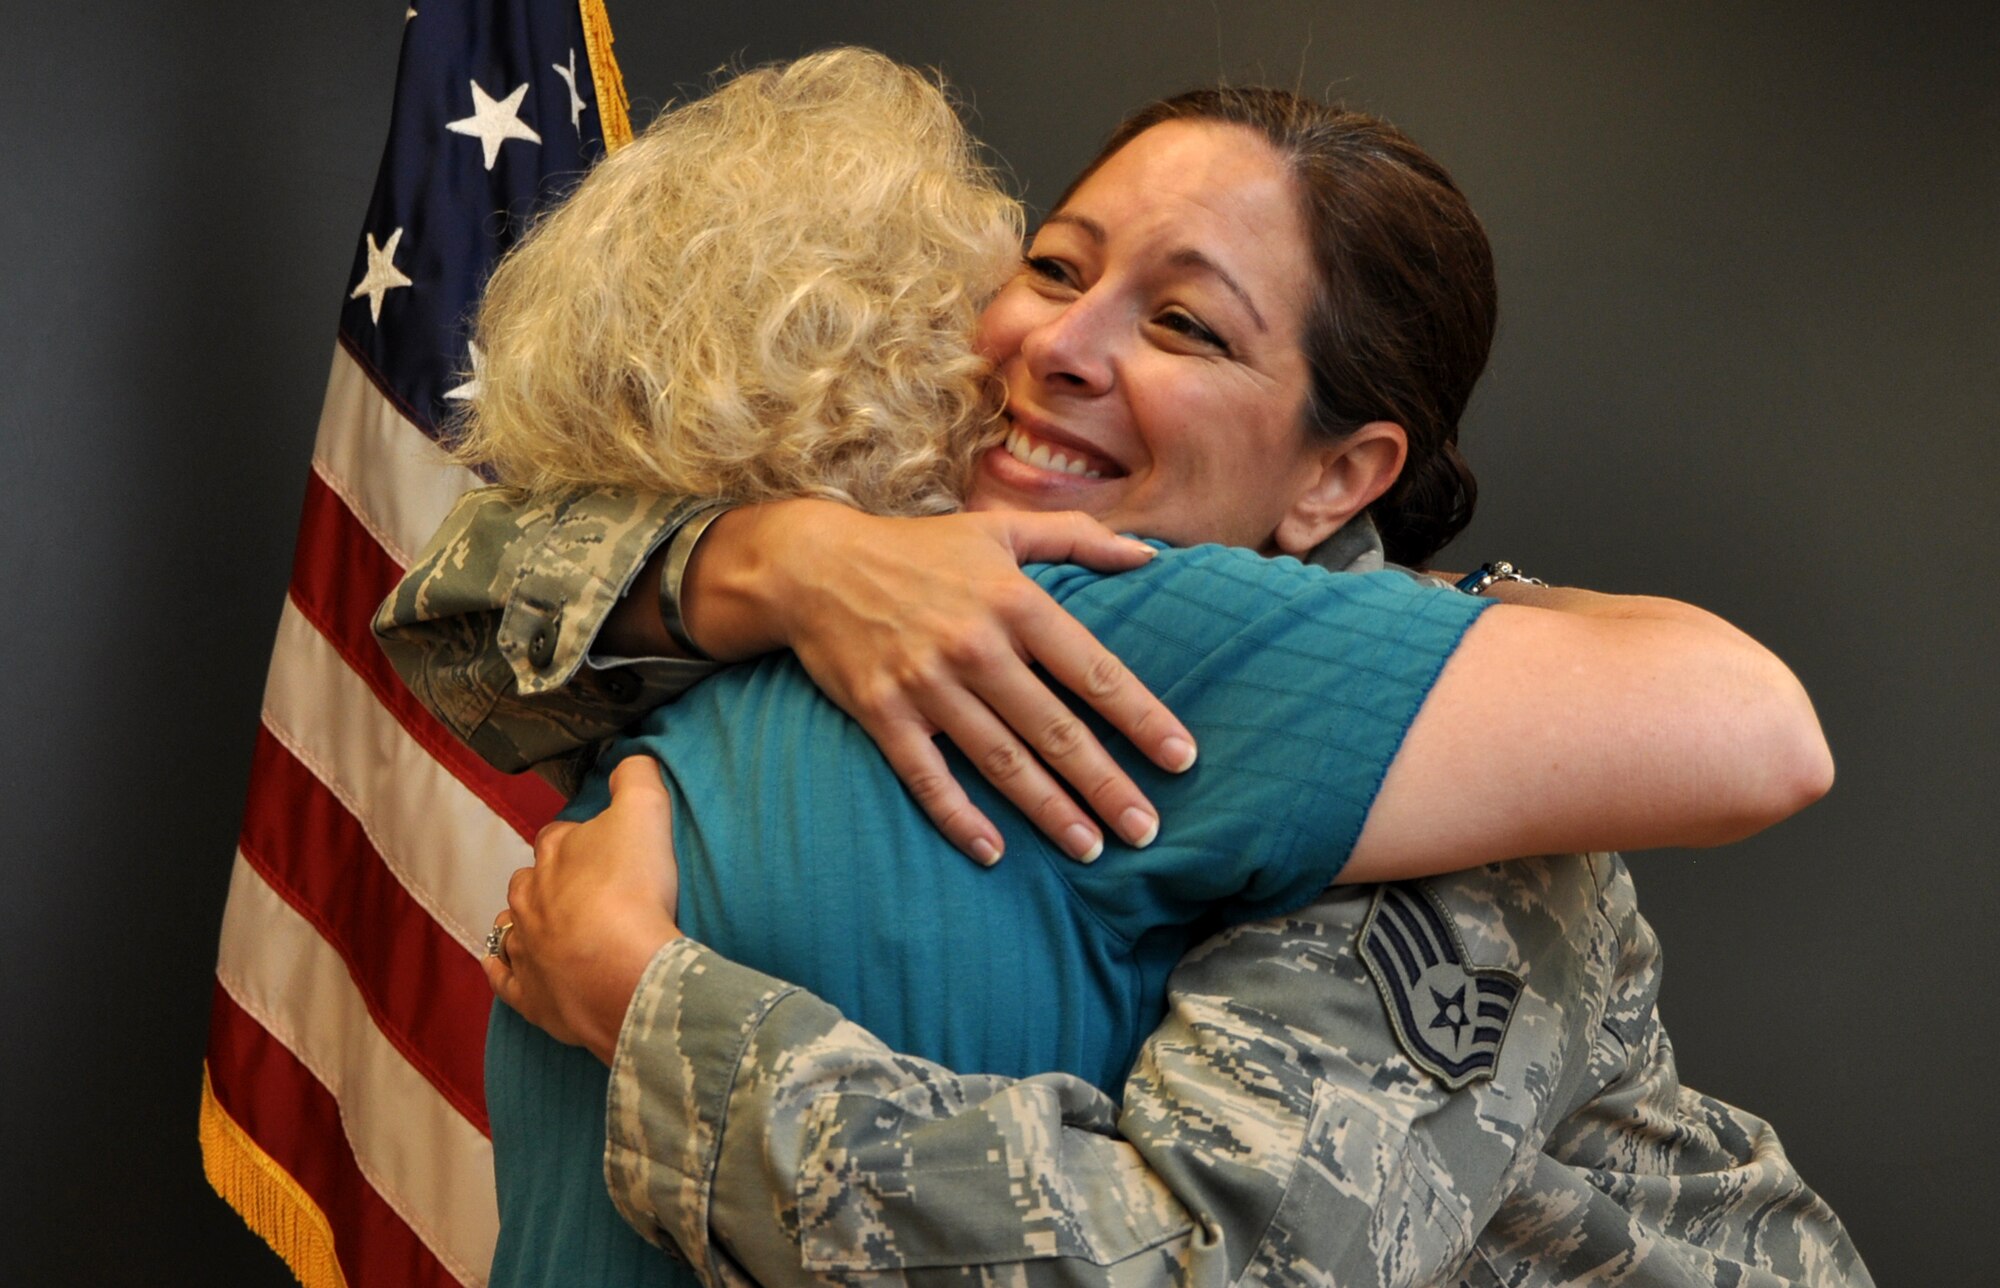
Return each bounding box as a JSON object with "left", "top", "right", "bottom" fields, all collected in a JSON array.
[
  {"left": 887, "top": 649, "right": 949, "bottom": 692},
  {"left": 1124, "top": 703, "right": 1164, "bottom": 738},
  {"left": 533, "top": 821, "right": 575, "bottom": 863},
  {"left": 979, "top": 740, "right": 1030, "bottom": 782},
  {"left": 938, "top": 627, "right": 999, "bottom": 672},
  {"left": 1038, "top": 712, "right": 1089, "bottom": 759},
  {"left": 611, "top": 757, "right": 663, "bottom": 799},
  {"left": 902, "top": 768, "right": 958, "bottom": 808},
  {"left": 1029, "top": 788, "right": 1077, "bottom": 829},
  {"left": 927, "top": 799, "right": 977, "bottom": 836},
  {"left": 849, "top": 691, "right": 893, "bottom": 726},
  {"left": 1080, "top": 652, "right": 1129, "bottom": 700},
  {"left": 993, "top": 580, "right": 1041, "bottom": 619},
  {"left": 854, "top": 674, "right": 915, "bottom": 723},
  {"left": 1083, "top": 771, "right": 1128, "bottom": 811}
]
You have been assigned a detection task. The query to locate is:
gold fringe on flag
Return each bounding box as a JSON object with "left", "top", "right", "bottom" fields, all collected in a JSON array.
[
  {"left": 199, "top": 1064, "right": 351, "bottom": 1288},
  {"left": 579, "top": 0, "right": 632, "bottom": 150}
]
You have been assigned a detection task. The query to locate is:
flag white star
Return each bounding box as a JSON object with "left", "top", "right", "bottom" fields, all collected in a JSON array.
[
  {"left": 444, "top": 342, "right": 485, "bottom": 402},
  {"left": 554, "top": 49, "right": 587, "bottom": 136},
  {"left": 349, "top": 227, "right": 413, "bottom": 324},
  {"left": 446, "top": 79, "right": 541, "bottom": 171}
]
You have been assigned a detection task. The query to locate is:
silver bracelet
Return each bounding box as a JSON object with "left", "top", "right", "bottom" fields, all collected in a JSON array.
[
  {"left": 1454, "top": 560, "right": 1547, "bottom": 596},
  {"left": 657, "top": 502, "right": 735, "bottom": 660}
]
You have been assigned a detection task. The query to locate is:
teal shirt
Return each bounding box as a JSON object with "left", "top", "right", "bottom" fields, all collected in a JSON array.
[{"left": 487, "top": 545, "right": 1490, "bottom": 1286}]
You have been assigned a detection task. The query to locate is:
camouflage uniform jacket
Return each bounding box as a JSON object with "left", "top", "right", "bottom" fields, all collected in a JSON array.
[
  {"left": 373, "top": 487, "right": 719, "bottom": 797},
  {"left": 374, "top": 489, "right": 1872, "bottom": 1287}
]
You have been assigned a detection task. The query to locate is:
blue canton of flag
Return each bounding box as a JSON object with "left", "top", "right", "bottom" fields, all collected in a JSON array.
[{"left": 343, "top": 0, "right": 626, "bottom": 435}]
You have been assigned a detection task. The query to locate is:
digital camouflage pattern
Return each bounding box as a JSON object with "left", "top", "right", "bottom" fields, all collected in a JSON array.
[
  {"left": 607, "top": 857, "right": 1872, "bottom": 1288},
  {"left": 373, "top": 486, "right": 715, "bottom": 794},
  {"left": 373, "top": 486, "right": 1870, "bottom": 1285}
]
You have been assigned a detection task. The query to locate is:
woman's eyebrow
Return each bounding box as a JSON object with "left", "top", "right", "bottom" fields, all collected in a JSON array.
[
  {"left": 1039, "top": 211, "right": 1105, "bottom": 242},
  {"left": 1039, "top": 212, "right": 1268, "bottom": 333},
  {"left": 1168, "top": 248, "right": 1267, "bottom": 332}
]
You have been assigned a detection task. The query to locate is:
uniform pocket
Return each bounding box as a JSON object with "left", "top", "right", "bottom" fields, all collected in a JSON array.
[{"left": 1239, "top": 1080, "right": 1475, "bottom": 1288}]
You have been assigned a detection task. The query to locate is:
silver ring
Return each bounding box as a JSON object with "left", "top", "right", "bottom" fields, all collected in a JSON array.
[{"left": 485, "top": 920, "right": 515, "bottom": 966}]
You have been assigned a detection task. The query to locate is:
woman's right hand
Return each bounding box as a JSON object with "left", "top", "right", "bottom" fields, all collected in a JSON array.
[
  {"left": 485, "top": 757, "right": 683, "bottom": 1064},
  {"left": 681, "top": 500, "right": 1198, "bottom": 865}
]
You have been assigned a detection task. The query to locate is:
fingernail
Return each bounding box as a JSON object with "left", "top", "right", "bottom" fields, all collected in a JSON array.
[
  {"left": 1064, "top": 824, "right": 1104, "bottom": 864},
  {"left": 1161, "top": 736, "right": 1198, "bottom": 772},
  {"left": 1126, "top": 538, "right": 1157, "bottom": 558},
  {"left": 1120, "top": 807, "right": 1159, "bottom": 848},
  {"left": 970, "top": 836, "right": 1001, "bottom": 867}
]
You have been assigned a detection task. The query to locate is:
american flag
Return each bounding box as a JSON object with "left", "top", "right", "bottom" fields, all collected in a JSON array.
[{"left": 199, "top": 4, "right": 628, "bottom": 1284}]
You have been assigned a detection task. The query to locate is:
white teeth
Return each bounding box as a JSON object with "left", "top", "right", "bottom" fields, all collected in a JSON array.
[{"left": 1003, "top": 423, "right": 1105, "bottom": 478}]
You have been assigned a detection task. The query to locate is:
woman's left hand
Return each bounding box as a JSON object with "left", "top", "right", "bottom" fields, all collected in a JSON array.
[
  {"left": 683, "top": 501, "right": 1193, "bottom": 865},
  {"left": 484, "top": 756, "right": 683, "bottom": 1065}
]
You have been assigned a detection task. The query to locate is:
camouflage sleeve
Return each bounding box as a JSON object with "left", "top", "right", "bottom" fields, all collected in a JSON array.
[
  {"left": 1470, "top": 859, "right": 1877, "bottom": 1286},
  {"left": 597, "top": 861, "right": 1621, "bottom": 1288},
  {"left": 603, "top": 938, "right": 1198, "bottom": 1288},
  {"left": 372, "top": 486, "right": 717, "bottom": 792},
  {"left": 601, "top": 859, "right": 1872, "bottom": 1288}
]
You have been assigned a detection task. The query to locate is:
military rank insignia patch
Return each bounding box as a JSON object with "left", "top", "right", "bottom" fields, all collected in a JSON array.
[{"left": 1359, "top": 883, "right": 1522, "bottom": 1090}]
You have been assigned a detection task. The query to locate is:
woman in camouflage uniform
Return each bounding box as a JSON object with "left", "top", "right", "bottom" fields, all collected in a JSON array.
[{"left": 381, "top": 52, "right": 1868, "bottom": 1288}]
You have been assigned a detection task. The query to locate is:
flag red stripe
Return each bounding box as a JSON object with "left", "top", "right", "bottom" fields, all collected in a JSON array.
[
  {"left": 290, "top": 470, "right": 563, "bottom": 841},
  {"left": 207, "top": 988, "right": 464, "bottom": 1288},
  {"left": 240, "top": 726, "right": 493, "bottom": 1133}
]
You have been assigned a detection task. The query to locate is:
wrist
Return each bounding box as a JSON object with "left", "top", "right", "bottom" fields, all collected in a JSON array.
[
  {"left": 677, "top": 503, "right": 818, "bottom": 661},
  {"left": 655, "top": 503, "right": 734, "bottom": 660},
  {"left": 578, "top": 918, "right": 681, "bottom": 1066}
]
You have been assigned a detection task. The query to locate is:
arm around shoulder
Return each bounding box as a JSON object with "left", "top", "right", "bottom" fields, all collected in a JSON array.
[{"left": 1344, "top": 585, "right": 1833, "bottom": 882}]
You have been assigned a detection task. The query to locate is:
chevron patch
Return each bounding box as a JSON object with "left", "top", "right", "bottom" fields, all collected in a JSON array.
[{"left": 1359, "top": 883, "right": 1522, "bottom": 1090}]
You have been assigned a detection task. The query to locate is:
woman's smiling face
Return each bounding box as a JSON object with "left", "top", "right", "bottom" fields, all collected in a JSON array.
[{"left": 967, "top": 120, "right": 1332, "bottom": 552}]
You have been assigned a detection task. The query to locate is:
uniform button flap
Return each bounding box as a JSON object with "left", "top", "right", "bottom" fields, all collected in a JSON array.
[{"left": 528, "top": 623, "right": 558, "bottom": 669}]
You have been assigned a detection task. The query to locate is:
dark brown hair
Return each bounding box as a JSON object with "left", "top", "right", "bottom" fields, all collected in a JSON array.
[{"left": 1059, "top": 89, "right": 1494, "bottom": 565}]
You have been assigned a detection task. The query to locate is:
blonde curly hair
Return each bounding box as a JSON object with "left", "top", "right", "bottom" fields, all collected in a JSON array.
[{"left": 452, "top": 48, "right": 1023, "bottom": 515}]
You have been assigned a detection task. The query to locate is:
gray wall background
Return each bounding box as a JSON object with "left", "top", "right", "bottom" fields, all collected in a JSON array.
[{"left": 3, "top": 1, "right": 1991, "bottom": 1282}]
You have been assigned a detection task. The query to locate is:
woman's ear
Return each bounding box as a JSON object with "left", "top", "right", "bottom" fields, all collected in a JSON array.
[{"left": 1270, "top": 421, "right": 1408, "bottom": 557}]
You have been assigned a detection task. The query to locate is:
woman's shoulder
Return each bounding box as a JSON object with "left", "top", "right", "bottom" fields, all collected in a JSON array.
[
  {"left": 1028, "top": 541, "right": 1477, "bottom": 629},
  {"left": 1018, "top": 545, "right": 1491, "bottom": 729}
]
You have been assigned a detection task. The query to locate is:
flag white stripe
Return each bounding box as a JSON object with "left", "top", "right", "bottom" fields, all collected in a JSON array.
[
  {"left": 217, "top": 855, "right": 498, "bottom": 1286},
  {"left": 311, "top": 343, "right": 484, "bottom": 569},
  {"left": 262, "top": 601, "right": 527, "bottom": 952}
]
